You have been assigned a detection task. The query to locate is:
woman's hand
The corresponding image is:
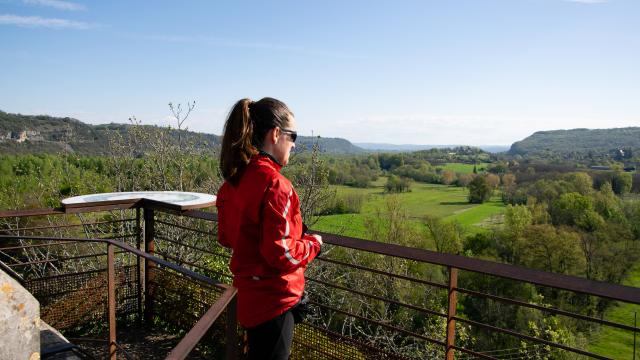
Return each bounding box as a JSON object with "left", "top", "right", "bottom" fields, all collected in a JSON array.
[{"left": 310, "top": 234, "right": 323, "bottom": 246}]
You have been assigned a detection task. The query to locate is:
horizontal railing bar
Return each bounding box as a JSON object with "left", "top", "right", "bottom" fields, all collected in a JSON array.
[
  {"left": 97, "top": 233, "right": 138, "bottom": 240},
  {"left": 154, "top": 206, "right": 217, "bottom": 222},
  {"left": 312, "top": 301, "right": 446, "bottom": 347},
  {"left": 307, "top": 276, "right": 447, "bottom": 318},
  {"left": 155, "top": 219, "right": 215, "bottom": 236},
  {"left": 453, "top": 316, "right": 612, "bottom": 360},
  {"left": 155, "top": 234, "right": 230, "bottom": 259},
  {"left": 8, "top": 250, "right": 129, "bottom": 267},
  {"left": 0, "top": 241, "right": 79, "bottom": 251},
  {"left": 155, "top": 250, "right": 233, "bottom": 280},
  {"left": 40, "top": 282, "right": 139, "bottom": 300},
  {"left": 0, "top": 208, "right": 65, "bottom": 218},
  {"left": 0, "top": 259, "right": 24, "bottom": 284},
  {"left": 451, "top": 345, "right": 499, "bottom": 360},
  {"left": 165, "top": 287, "right": 237, "bottom": 360},
  {"left": 0, "top": 205, "right": 140, "bottom": 219},
  {"left": 2, "top": 218, "right": 136, "bottom": 233},
  {"left": 315, "top": 231, "right": 640, "bottom": 305},
  {"left": 317, "top": 256, "right": 448, "bottom": 289},
  {"left": 457, "top": 286, "right": 640, "bottom": 333},
  {"left": 0, "top": 235, "right": 229, "bottom": 291},
  {"left": 0, "top": 234, "right": 135, "bottom": 251},
  {"left": 25, "top": 265, "right": 135, "bottom": 283}
]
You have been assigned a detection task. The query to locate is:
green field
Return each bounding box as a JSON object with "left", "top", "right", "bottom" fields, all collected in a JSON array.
[
  {"left": 312, "top": 177, "right": 505, "bottom": 241},
  {"left": 437, "top": 163, "right": 487, "bottom": 174},
  {"left": 588, "top": 264, "right": 640, "bottom": 359}
]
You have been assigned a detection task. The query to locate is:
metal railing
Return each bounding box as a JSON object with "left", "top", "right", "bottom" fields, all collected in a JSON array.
[
  {"left": 0, "top": 203, "right": 237, "bottom": 360},
  {"left": 2, "top": 199, "right": 640, "bottom": 359}
]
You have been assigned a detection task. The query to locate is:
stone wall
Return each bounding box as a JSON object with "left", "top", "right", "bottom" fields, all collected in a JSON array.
[{"left": 0, "top": 269, "right": 40, "bottom": 360}]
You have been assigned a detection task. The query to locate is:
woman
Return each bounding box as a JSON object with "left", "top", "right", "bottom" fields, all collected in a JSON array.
[{"left": 216, "top": 97, "right": 323, "bottom": 359}]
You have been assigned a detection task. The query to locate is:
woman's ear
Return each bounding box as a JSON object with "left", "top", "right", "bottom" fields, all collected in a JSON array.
[{"left": 270, "top": 127, "right": 280, "bottom": 145}]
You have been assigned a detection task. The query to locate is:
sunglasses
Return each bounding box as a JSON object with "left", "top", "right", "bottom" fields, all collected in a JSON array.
[{"left": 279, "top": 127, "right": 297, "bottom": 143}]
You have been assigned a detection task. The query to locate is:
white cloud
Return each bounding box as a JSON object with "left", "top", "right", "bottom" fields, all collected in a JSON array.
[
  {"left": 122, "top": 33, "right": 358, "bottom": 59},
  {"left": 323, "top": 113, "right": 638, "bottom": 145},
  {"left": 0, "top": 14, "right": 94, "bottom": 29},
  {"left": 23, "top": 0, "right": 85, "bottom": 11}
]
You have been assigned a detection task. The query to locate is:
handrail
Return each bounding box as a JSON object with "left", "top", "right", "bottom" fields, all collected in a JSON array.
[
  {"left": 166, "top": 285, "right": 237, "bottom": 360},
  {"left": 4, "top": 203, "right": 640, "bottom": 359},
  {"left": 0, "top": 234, "right": 237, "bottom": 360},
  {"left": 158, "top": 206, "right": 640, "bottom": 305},
  {"left": 0, "top": 235, "right": 228, "bottom": 291},
  {"left": 315, "top": 231, "right": 640, "bottom": 305}
]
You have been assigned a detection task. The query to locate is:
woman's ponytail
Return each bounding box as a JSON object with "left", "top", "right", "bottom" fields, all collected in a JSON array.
[
  {"left": 220, "top": 98, "right": 257, "bottom": 184},
  {"left": 219, "top": 97, "right": 293, "bottom": 184}
]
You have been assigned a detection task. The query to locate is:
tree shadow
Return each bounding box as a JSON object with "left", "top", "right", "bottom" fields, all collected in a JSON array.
[{"left": 439, "top": 201, "right": 469, "bottom": 206}]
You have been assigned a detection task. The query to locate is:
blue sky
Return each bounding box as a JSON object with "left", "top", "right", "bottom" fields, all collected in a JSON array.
[{"left": 1, "top": 0, "right": 638, "bottom": 145}]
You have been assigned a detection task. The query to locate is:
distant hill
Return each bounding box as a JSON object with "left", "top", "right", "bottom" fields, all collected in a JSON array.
[
  {"left": 0, "top": 110, "right": 363, "bottom": 155},
  {"left": 509, "top": 127, "right": 640, "bottom": 156},
  {"left": 0, "top": 111, "right": 219, "bottom": 156},
  {"left": 355, "top": 143, "right": 509, "bottom": 153},
  {"left": 299, "top": 137, "right": 363, "bottom": 154}
]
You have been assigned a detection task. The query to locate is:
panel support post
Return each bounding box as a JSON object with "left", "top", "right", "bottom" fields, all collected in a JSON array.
[
  {"left": 446, "top": 266, "right": 458, "bottom": 360},
  {"left": 107, "top": 243, "right": 117, "bottom": 360},
  {"left": 143, "top": 207, "right": 156, "bottom": 326}
]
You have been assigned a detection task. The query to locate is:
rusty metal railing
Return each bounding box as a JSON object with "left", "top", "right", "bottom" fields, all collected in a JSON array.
[
  {"left": 3, "top": 200, "right": 640, "bottom": 359},
  {"left": 0, "top": 234, "right": 237, "bottom": 360},
  {"left": 161, "top": 207, "right": 640, "bottom": 359},
  {"left": 0, "top": 202, "right": 237, "bottom": 360}
]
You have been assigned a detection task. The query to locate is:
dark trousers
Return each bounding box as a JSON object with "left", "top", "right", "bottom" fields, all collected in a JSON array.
[{"left": 247, "top": 310, "right": 295, "bottom": 360}]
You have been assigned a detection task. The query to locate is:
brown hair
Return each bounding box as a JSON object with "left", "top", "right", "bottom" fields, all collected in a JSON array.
[{"left": 220, "top": 97, "right": 293, "bottom": 184}]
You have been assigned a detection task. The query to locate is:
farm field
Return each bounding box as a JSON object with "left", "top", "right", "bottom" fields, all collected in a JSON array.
[
  {"left": 437, "top": 162, "right": 487, "bottom": 174},
  {"left": 311, "top": 177, "right": 505, "bottom": 241},
  {"left": 588, "top": 264, "right": 640, "bottom": 359}
]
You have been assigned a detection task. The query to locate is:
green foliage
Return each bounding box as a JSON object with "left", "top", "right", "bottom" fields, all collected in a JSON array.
[
  {"left": 325, "top": 154, "right": 379, "bottom": 187},
  {"left": 321, "top": 193, "right": 366, "bottom": 215},
  {"left": 422, "top": 216, "right": 463, "bottom": 254},
  {"left": 509, "top": 127, "right": 640, "bottom": 158},
  {"left": 285, "top": 141, "right": 334, "bottom": 226},
  {"left": 385, "top": 175, "right": 411, "bottom": 193},
  {"left": 467, "top": 175, "right": 492, "bottom": 204}
]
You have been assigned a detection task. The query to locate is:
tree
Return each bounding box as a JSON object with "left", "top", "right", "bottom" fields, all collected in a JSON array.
[
  {"left": 564, "top": 172, "right": 593, "bottom": 195},
  {"left": 550, "top": 192, "right": 594, "bottom": 228},
  {"left": 611, "top": 171, "right": 632, "bottom": 195},
  {"left": 457, "top": 173, "right": 474, "bottom": 187},
  {"left": 501, "top": 173, "right": 516, "bottom": 188},
  {"left": 504, "top": 205, "right": 532, "bottom": 237},
  {"left": 423, "top": 216, "right": 463, "bottom": 254},
  {"left": 468, "top": 175, "right": 492, "bottom": 204},
  {"left": 519, "top": 225, "right": 585, "bottom": 275},
  {"left": 441, "top": 170, "right": 456, "bottom": 185},
  {"left": 485, "top": 173, "right": 500, "bottom": 189},
  {"left": 286, "top": 140, "right": 334, "bottom": 226}
]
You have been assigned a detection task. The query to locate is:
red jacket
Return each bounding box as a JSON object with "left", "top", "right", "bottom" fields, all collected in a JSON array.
[{"left": 216, "top": 154, "right": 322, "bottom": 328}]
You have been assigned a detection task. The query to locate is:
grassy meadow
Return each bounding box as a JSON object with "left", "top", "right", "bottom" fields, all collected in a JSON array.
[
  {"left": 588, "top": 264, "right": 640, "bottom": 359},
  {"left": 437, "top": 162, "right": 486, "bottom": 174},
  {"left": 312, "top": 176, "right": 505, "bottom": 241}
]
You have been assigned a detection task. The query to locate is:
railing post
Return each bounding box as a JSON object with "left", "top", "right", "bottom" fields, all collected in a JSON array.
[
  {"left": 144, "top": 207, "right": 156, "bottom": 326},
  {"left": 446, "top": 267, "right": 458, "bottom": 360},
  {"left": 226, "top": 296, "right": 238, "bottom": 360},
  {"left": 107, "top": 243, "right": 117, "bottom": 360},
  {"left": 136, "top": 207, "right": 143, "bottom": 325}
]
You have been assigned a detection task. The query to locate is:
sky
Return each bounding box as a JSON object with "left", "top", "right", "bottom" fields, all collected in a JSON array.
[{"left": 1, "top": 0, "right": 638, "bottom": 146}]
